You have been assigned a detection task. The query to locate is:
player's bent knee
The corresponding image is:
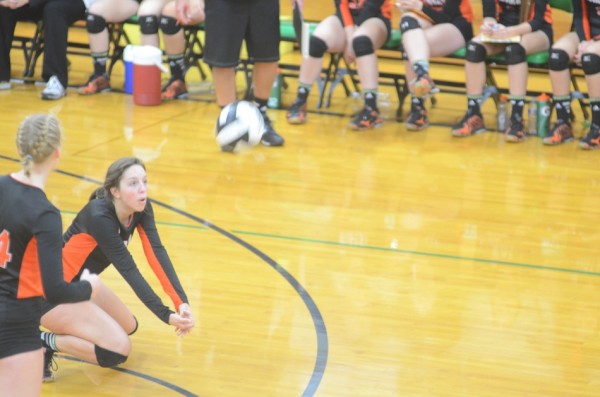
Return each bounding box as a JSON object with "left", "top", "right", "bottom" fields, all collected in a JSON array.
[
  {"left": 160, "top": 15, "right": 181, "bottom": 35},
  {"left": 309, "top": 35, "right": 328, "bottom": 58},
  {"left": 95, "top": 345, "right": 128, "bottom": 368},
  {"left": 139, "top": 15, "right": 159, "bottom": 35},
  {"left": 582, "top": 53, "right": 600, "bottom": 75},
  {"left": 548, "top": 49, "right": 570, "bottom": 71},
  {"left": 465, "top": 41, "right": 487, "bottom": 63},
  {"left": 352, "top": 36, "right": 374, "bottom": 57},
  {"left": 399, "top": 16, "right": 420, "bottom": 34},
  {"left": 86, "top": 14, "right": 107, "bottom": 34},
  {"left": 505, "top": 43, "right": 526, "bottom": 65},
  {"left": 128, "top": 316, "right": 139, "bottom": 336}
]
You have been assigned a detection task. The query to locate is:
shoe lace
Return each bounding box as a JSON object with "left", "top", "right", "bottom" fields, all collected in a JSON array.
[{"left": 46, "top": 77, "right": 63, "bottom": 92}]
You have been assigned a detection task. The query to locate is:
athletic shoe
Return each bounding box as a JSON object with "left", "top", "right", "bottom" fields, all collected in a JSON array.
[
  {"left": 579, "top": 123, "right": 600, "bottom": 150},
  {"left": 405, "top": 106, "right": 429, "bottom": 131},
  {"left": 78, "top": 74, "right": 110, "bottom": 95},
  {"left": 412, "top": 73, "right": 438, "bottom": 98},
  {"left": 0, "top": 81, "right": 10, "bottom": 90},
  {"left": 286, "top": 99, "right": 307, "bottom": 124},
  {"left": 542, "top": 120, "right": 574, "bottom": 145},
  {"left": 43, "top": 347, "right": 57, "bottom": 383},
  {"left": 260, "top": 113, "right": 285, "bottom": 147},
  {"left": 349, "top": 106, "right": 383, "bottom": 130},
  {"left": 505, "top": 119, "right": 527, "bottom": 142},
  {"left": 161, "top": 78, "right": 188, "bottom": 100},
  {"left": 451, "top": 113, "right": 486, "bottom": 137},
  {"left": 41, "top": 76, "right": 66, "bottom": 100}
]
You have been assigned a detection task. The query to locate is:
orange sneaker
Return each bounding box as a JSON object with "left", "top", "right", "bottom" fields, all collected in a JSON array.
[
  {"left": 579, "top": 123, "right": 600, "bottom": 150},
  {"left": 411, "top": 73, "right": 438, "bottom": 98},
  {"left": 405, "top": 106, "right": 429, "bottom": 131},
  {"left": 287, "top": 99, "right": 308, "bottom": 124},
  {"left": 451, "top": 113, "right": 486, "bottom": 137},
  {"left": 505, "top": 119, "right": 527, "bottom": 143},
  {"left": 78, "top": 74, "right": 110, "bottom": 95},
  {"left": 349, "top": 107, "right": 383, "bottom": 130},
  {"left": 542, "top": 120, "right": 573, "bottom": 145},
  {"left": 161, "top": 78, "right": 188, "bottom": 100}
]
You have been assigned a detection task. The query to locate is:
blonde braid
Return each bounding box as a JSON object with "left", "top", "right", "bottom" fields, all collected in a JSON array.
[{"left": 16, "top": 114, "right": 62, "bottom": 177}]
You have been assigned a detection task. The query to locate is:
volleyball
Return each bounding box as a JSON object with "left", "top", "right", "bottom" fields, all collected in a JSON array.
[{"left": 215, "top": 101, "right": 265, "bottom": 153}]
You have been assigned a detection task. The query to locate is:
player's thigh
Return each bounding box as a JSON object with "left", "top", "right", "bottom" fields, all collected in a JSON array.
[
  {"left": 313, "top": 15, "right": 346, "bottom": 53},
  {"left": 0, "top": 349, "right": 43, "bottom": 397},
  {"left": 520, "top": 28, "right": 551, "bottom": 54},
  {"left": 552, "top": 31, "right": 579, "bottom": 56},
  {"left": 354, "top": 17, "right": 389, "bottom": 49},
  {"left": 425, "top": 22, "right": 470, "bottom": 57},
  {"left": 88, "top": 0, "right": 139, "bottom": 22},
  {"left": 138, "top": 0, "right": 169, "bottom": 16}
]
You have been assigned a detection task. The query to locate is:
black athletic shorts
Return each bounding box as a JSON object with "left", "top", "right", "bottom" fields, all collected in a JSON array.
[
  {"left": 0, "top": 298, "right": 42, "bottom": 359},
  {"left": 203, "top": 0, "right": 280, "bottom": 67},
  {"left": 451, "top": 15, "right": 474, "bottom": 43},
  {"left": 335, "top": 10, "right": 392, "bottom": 40}
]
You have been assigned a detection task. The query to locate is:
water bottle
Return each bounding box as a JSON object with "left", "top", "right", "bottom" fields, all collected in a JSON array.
[
  {"left": 528, "top": 97, "right": 538, "bottom": 136},
  {"left": 536, "top": 93, "right": 551, "bottom": 138},
  {"left": 496, "top": 95, "right": 508, "bottom": 132},
  {"left": 267, "top": 68, "right": 282, "bottom": 109}
]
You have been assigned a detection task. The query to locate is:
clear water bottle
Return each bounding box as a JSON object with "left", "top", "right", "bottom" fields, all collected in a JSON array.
[
  {"left": 528, "top": 97, "right": 538, "bottom": 136},
  {"left": 496, "top": 95, "right": 508, "bottom": 132}
]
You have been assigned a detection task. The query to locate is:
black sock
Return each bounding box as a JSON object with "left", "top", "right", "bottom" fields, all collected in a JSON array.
[
  {"left": 364, "top": 90, "right": 377, "bottom": 110},
  {"left": 509, "top": 96, "right": 526, "bottom": 122},
  {"left": 297, "top": 84, "right": 311, "bottom": 103},
  {"left": 91, "top": 52, "right": 108, "bottom": 77},
  {"left": 167, "top": 53, "right": 186, "bottom": 81},
  {"left": 591, "top": 98, "right": 600, "bottom": 126},
  {"left": 553, "top": 95, "right": 571, "bottom": 123},
  {"left": 411, "top": 95, "right": 424, "bottom": 109},
  {"left": 467, "top": 95, "right": 482, "bottom": 115},
  {"left": 254, "top": 97, "right": 269, "bottom": 114}
]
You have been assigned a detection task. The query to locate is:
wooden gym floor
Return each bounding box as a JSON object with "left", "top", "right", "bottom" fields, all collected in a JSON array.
[{"left": 1, "top": 2, "right": 600, "bottom": 397}]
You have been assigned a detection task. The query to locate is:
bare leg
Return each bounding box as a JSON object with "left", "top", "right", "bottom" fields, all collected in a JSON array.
[{"left": 0, "top": 349, "right": 43, "bottom": 397}]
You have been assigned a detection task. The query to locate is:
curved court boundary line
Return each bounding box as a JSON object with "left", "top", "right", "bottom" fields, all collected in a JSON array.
[{"left": 0, "top": 156, "right": 328, "bottom": 397}]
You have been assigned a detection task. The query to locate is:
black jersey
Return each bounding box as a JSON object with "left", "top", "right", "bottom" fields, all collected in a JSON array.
[
  {"left": 483, "top": 0, "right": 552, "bottom": 31},
  {"left": 573, "top": 0, "right": 600, "bottom": 41},
  {"left": 62, "top": 197, "right": 188, "bottom": 324},
  {"left": 0, "top": 175, "right": 91, "bottom": 308},
  {"left": 336, "top": 0, "right": 393, "bottom": 27}
]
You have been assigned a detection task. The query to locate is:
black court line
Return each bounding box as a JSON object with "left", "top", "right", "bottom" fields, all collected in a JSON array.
[{"left": 0, "top": 154, "right": 328, "bottom": 397}]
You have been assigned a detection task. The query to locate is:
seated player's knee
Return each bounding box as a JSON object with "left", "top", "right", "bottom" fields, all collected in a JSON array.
[
  {"left": 309, "top": 35, "right": 328, "bottom": 58},
  {"left": 86, "top": 14, "right": 107, "bottom": 34},
  {"left": 160, "top": 15, "right": 181, "bottom": 35},
  {"left": 139, "top": 15, "right": 159, "bottom": 35},
  {"left": 352, "top": 36, "right": 374, "bottom": 57},
  {"left": 399, "top": 16, "right": 420, "bottom": 34},
  {"left": 582, "top": 53, "right": 600, "bottom": 75},
  {"left": 505, "top": 43, "right": 526, "bottom": 65},
  {"left": 548, "top": 49, "right": 570, "bottom": 71},
  {"left": 465, "top": 41, "right": 487, "bottom": 63},
  {"left": 95, "top": 345, "right": 128, "bottom": 368}
]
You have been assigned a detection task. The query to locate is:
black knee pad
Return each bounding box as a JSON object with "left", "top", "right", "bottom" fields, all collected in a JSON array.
[
  {"left": 308, "top": 35, "right": 328, "bottom": 58},
  {"left": 160, "top": 15, "right": 181, "bottom": 35},
  {"left": 505, "top": 43, "right": 526, "bottom": 65},
  {"left": 582, "top": 53, "right": 600, "bottom": 75},
  {"left": 128, "top": 316, "right": 139, "bottom": 336},
  {"left": 86, "top": 14, "right": 107, "bottom": 34},
  {"left": 548, "top": 49, "right": 570, "bottom": 71},
  {"left": 465, "top": 41, "right": 487, "bottom": 63},
  {"left": 95, "top": 345, "right": 128, "bottom": 368},
  {"left": 400, "top": 16, "right": 420, "bottom": 34},
  {"left": 139, "top": 15, "right": 159, "bottom": 35},
  {"left": 352, "top": 36, "right": 374, "bottom": 57}
]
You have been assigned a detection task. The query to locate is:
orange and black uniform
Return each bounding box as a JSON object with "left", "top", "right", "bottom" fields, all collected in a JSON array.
[
  {"left": 0, "top": 175, "right": 92, "bottom": 359},
  {"left": 483, "top": 0, "right": 553, "bottom": 42},
  {"left": 573, "top": 0, "right": 600, "bottom": 41},
  {"left": 59, "top": 197, "right": 187, "bottom": 324},
  {"left": 416, "top": 0, "right": 475, "bottom": 41},
  {"left": 336, "top": 0, "right": 393, "bottom": 35}
]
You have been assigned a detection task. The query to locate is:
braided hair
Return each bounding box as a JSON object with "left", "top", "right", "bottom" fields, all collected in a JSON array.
[{"left": 15, "top": 114, "right": 62, "bottom": 177}]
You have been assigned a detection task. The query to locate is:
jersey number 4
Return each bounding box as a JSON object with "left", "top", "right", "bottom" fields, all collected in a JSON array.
[{"left": 0, "top": 229, "right": 13, "bottom": 269}]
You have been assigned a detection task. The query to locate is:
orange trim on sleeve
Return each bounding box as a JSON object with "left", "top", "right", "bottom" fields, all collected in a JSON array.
[
  {"left": 137, "top": 225, "right": 183, "bottom": 310},
  {"left": 62, "top": 233, "right": 98, "bottom": 282},
  {"left": 17, "top": 238, "right": 43, "bottom": 299},
  {"left": 340, "top": 0, "right": 355, "bottom": 27},
  {"left": 582, "top": 0, "right": 591, "bottom": 40}
]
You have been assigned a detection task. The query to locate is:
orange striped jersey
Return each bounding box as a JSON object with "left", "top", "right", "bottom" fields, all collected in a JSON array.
[
  {"left": 574, "top": 0, "right": 600, "bottom": 41},
  {"left": 483, "top": 0, "right": 552, "bottom": 30},
  {"left": 0, "top": 175, "right": 91, "bottom": 304},
  {"left": 419, "top": 0, "right": 474, "bottom": 24},
  {"left": 62, "top": 197, "right": 188, "bottom": 324},
  {"left": 336, "top": 0, "right": 393, "bottom": 27}
]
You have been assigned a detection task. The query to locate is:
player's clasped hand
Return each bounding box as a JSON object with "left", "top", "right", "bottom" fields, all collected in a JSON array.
[{"left": 169, "top": 303, "right": 195, "bottom": 336}]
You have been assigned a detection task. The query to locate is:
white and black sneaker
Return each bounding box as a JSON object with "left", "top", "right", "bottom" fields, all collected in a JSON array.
[
  {"left": 260, "top": 112, "right": 285, "bottom": 147},
  {"left": 0, "top": 81, "right": 10, "bottom": 90},
  {"left": 41, "top": 76, "right": 66, "bottom": 100}
]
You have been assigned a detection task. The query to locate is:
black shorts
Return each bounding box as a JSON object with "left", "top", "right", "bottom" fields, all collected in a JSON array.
[
  {"left": 451, "top": 16, "right": 474, "bottom": 43},
  {"left": 335, "top": 10, "right": 392, "bottom": 41},
  {"left": 203, "top": 0, "right": 280, "bottom": 67},
  {"left": 0, "top": 298, "right": 42, "bottom": 359}
]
